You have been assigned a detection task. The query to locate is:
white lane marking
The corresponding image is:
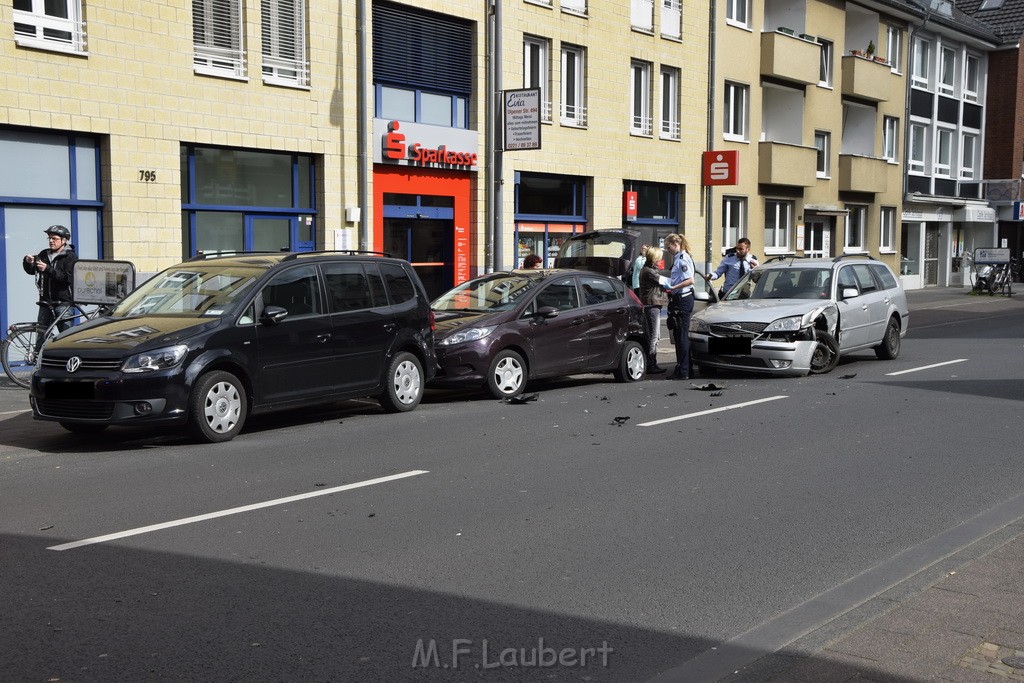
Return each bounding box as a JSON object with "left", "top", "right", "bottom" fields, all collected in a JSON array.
[
  {"left": 48, "top": 470, "right": 429, "bottom": 551},
  {"left": 886, "top": 359, "right": 968, "bottom": 376},
  {"left": 637, "top": 395, "right": 788, "bottom": 427}
]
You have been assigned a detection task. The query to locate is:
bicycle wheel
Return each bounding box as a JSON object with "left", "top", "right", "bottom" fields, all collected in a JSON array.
[{"left": 1, "top": 326, "right": 42, "bottom": 389}]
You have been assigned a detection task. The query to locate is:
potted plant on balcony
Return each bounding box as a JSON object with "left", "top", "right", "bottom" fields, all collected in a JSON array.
[{"left": 866, "top": 40, "right": 876, "bottom": 58}]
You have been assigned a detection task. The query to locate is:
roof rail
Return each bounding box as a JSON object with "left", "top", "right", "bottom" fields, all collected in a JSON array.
[
  {"left": 281, "top": 249, "right": 391, "bottom": 261},
  {"left": 832, "top": 254, "right": 877, "bottom": 262},
  {"left": 187, "top": 250, "right": 283, "bottom": 261},
  {"left": 762, "top": 255, "right": 810, "bottom": 265}
]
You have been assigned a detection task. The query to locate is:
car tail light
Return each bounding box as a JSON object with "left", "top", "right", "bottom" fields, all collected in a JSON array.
[{"left": 627, "top": 289, "right": 643, "bottom": 306}]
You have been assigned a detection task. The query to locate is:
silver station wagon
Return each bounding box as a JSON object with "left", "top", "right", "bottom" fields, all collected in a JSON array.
[{"left": 688, "top": 255, "right": 909, "bottom": 377}]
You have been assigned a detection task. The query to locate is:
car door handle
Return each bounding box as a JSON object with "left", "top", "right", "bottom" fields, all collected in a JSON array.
[
  {"left": 615, "top": 307, "right": 627, "bottom": 315},
  {"left": 383, "top": 323, "right": 398, "bottom": 332},
  {"left": 317, "top": 333, "right": 332, "bottom": 343},
  {"left": 571, "top": 317, "right": 586, "bottom": 325}
]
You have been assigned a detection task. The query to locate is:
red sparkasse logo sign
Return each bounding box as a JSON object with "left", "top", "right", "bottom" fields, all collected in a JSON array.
[
  {"left": 383, "top": 121, "right": 478, "bottom": 168},
  {"left": 702, "top": 150, "right": 739, "bottom": 186}
]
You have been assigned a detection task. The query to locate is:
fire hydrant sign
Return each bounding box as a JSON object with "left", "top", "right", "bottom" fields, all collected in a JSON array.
[{"left": 504, "top": 88, "right": 541, "bottom": 151}]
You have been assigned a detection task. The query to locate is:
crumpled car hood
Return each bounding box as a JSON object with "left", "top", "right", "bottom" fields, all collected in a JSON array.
[{"left": 694, "top": 299, "right": 832, "bottom": 324}]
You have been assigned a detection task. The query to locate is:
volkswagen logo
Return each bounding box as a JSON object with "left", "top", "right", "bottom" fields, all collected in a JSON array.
[{"left": 66, "top": 356, "right": 82, "bottom": 373}]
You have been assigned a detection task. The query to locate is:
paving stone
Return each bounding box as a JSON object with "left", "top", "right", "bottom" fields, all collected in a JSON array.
[
  {"left": 868, "top": 606, "right": 941, "bottom": 637},
  {"left": 826, "top": 626, "right": 911, "bottom": 661},
  {"left": 903, "top": 587, "right": 981, "bottom": 616}
]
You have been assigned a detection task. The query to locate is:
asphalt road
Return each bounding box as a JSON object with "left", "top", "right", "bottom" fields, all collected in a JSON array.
[{"left": 1, "top": 291, "right": 1022, "bottom": 681}]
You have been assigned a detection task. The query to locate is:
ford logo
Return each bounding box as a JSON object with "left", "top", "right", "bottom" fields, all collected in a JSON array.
[{"left": 66, "top": 356, "right": 82, "bottom": 373}]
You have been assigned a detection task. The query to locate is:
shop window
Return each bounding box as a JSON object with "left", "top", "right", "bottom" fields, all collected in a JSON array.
[{"left": 515, "top": 173, "right": 587, "bottom": 220}]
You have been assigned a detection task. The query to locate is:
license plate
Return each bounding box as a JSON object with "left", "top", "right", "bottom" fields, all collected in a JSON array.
[
  {"left": 45, "top": 382, "right": 95, "bottom": 400},
  {"left": 708, "top": 336, "right": 752, "bottom": 355}
]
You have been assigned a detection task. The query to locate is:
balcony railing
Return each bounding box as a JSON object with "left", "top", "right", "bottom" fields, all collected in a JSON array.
[{"left": 982, "top": 179, "right": 1022, "bottom": 203}]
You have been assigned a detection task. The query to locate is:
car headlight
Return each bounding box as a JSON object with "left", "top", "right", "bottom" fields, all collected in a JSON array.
[
  {"left": 689, "top": 318, "right": 709, "bottom": 333},
  {"left": 437, "top": 326, "right": 496, "bottom": 347},
  {"left": 763, "top": 316, "right": 804, "bottom": 333},
  {"left": 122, "top": 344, "right": 188, "bottom": 373}
]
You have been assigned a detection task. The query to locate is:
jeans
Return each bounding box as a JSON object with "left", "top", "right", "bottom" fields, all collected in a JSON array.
[
  {"left": 669, "top": 293, "right": 694, "bottom": 377},
  {"left": 643, "top": 305, "right": 662, "bottom": 356}
]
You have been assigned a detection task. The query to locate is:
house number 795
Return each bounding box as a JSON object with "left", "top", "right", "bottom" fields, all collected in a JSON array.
[{"left": 139, "top": 170, "right": 157, "bottom": 182}]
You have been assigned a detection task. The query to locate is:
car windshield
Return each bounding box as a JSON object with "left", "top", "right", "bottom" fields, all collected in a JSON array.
[
  {"left": 111, "top": 266, "right": 263, "bottom": 318},
  {"left": 433, "top": 274, "right": 541, "bottom": 312},
  {"left": 723, "top": 267, "right": 832, "bottom": 301}
]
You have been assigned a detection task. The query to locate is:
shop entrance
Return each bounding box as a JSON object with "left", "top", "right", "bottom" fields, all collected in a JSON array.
[
  {"left": 806, "top": 219, "right": 831, "bottom": 258},
  {"left": 924, "top": 225, "right": 940, "bottom": 286},
  {"left": 383, "top": 195, "right": 454, "bottom": 298}
]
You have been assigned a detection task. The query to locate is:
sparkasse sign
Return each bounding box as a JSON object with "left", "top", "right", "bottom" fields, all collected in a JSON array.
[{"left": 372, "top": 119, "right": 479, "bottom": 171}]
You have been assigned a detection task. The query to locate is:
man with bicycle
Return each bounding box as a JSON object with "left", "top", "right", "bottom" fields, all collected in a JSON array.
[{"left": 23, "top": 225, "right": 78, "bottom": 336}]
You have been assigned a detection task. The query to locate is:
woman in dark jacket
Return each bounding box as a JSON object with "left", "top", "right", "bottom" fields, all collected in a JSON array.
[{"left": 638, "top": 246, "right": 667, "bottom": 374}]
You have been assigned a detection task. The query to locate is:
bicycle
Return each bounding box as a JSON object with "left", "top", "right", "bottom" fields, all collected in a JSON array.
[
  {"left": 989, "top": 257, "right": 1020, "bottom": 297},
  {"left": 1, "top": 300, "right": 104, "bottom": 388}
]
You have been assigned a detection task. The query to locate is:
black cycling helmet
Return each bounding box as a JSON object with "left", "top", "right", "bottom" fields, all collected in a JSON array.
[{"left": 44, "top": 225, "right": 71, "bottom": 240}]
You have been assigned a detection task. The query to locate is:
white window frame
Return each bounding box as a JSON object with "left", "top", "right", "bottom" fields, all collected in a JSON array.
[
  {"left": 934, "top": 127, "right": 954, "bottom": 177},
  {"left": 660, "top": 66, "right": 680, "bottom": 140},
  {"left": 818, "top": 39, "right": 833, "bottom": 87},
  {"left": 964, "top": 54, "right": 980, "bottom": 103},
  {"left": 561, "top": 45, "right": 587, "bottom": 127},
  {"left": 660, "top": 0, "right": 681, "bottom": 40},
  {"left": 814, "top": 131, "right": 831, "bottom": 178},
  {"left": 725, "top": 0, "right": 750, "bottom": 28},
  {"left": 524, "top": 36, "right": 552, "bottom": 122},
  {"left": 883, "top": 116, "right": 899, "bottom": 163},
  {"left": 261, "top": 0, "right": 309, "bottom": 86},
  {"left": 911, "top": 37, "right": 930, "bottom": 89},
  {"left": 885, "top": 25, "right": 902, "bottom": 72},
  {"left": 764, "top": 199, "right": 792, "bottom": 253},
  {"left": 561, "top": 0, "right": 587, "bottom": 15},
  {"left": 939, "top": 46, "right": 956, "bottom": 95},
  {"left": 630, "top": 60, "right": 653, "bottom": 135},
  {"left": 961, "top": 133, "right": 977, "bottom": 180},
  {"left": 193, "top": 0, "right": 246, "bottom": 78},
  {"left": 722, "top": 196, "right": 746, "bottom": 250},
  {"left": 879, "top": 207, "right": 896, "bottom": 252},
  {"left": 724, "top": 81, "right": 749, "bottom": 142},
  {"left": 845, "top": 205, "right": 867, "bottom": 252},
  {"left": 13, "top": 0, "right": 85, "bottom": 53},
  {"left": 909, "top": 123, "right": 928, "bottom": 174},
  {"left": 630, "top": 0, "right": 653, "bottom": 31}
]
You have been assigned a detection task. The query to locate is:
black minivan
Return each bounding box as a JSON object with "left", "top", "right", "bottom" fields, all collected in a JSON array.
[{"left": 30, "top": 252, "right": 436, "bottom": 442}]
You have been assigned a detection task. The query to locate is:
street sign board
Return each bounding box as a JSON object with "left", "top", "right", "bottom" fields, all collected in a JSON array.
[
  {"left": 73, "top": 259, "right": 136, "bottom": 305},
  {"left": 974, "top": 247, "right": 1010, "bottom": 264},
  {"left": 504, "top": 88, "right": 541, "bottom": 151}
]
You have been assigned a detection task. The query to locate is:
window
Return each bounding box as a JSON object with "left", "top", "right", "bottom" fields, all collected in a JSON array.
[
  {"left": 13, "top": 0, "right": 84, "bottom": 52},
  {"left": 193, "top": 0, "right": 245, "bottom": 77},
  {"left": 911, "top": 38, "right": 930, "bottom": 88},
  {"left": 631, "top": 61, "right": 653, "bottom": 135},
  {"left": 909, "top": 123, "right": 928, "bottom": 173},
  {"left": 961, "top": 133, "right": 977, "bottom": 180},
  {"left": 724, "top": 82, "right": 748, "bottom": 141},
  {"left": 883, "top": 116, "right": 899, "bottom": 162},
  {"left": 627, "top": 182, "right": 679, "bottom": 222},
  {"left": 814, "top": 131, "right": 830, "bottom": 178},
  {"left": 725, "top": 0, "right": 750, "bottom": 27},
  {"left": 935, "top": 128, "right": 953, "bottom": 177},
  {"left": 263, "top": 266, "right": 322, "bottom": 318},
  {"left": 661, "top": 0, "right": 681, "bottom": 40},
  {"left": 764, "top": 200, "right": 792, "bottom": 252},
  {"left": 261, "top": 0, "right": 308, "bottom": 86},
  {"left": 964, "top": 54, "right": 980, "bottom": 102},
  {"left": 879, "top": 207, "right": 896, "bottom": 252},
  {"left": 631, "top": 0, "right": 653, "bottom": 31},
  {"left": 979, "top": 0, "right": 1005, "bottom": 8},
  {"left": 524, "top": 36, "right": 552, "bottom": 122},
  {"left": 660, "top": 67, "right": 680, "bottom": 139},
  {"left": 561, "top": 45, "right": 587, "bottom": 126},
  {"left": 845, "top": 205, "right": 866, "bottom": 251},
  {"left": 378, "top": 86, "right": 469, "bottom": 128},
  {"left": 722, "top": 197, "right": 746, "bottom": 248},
  {"left": 818, "top": 39, "right": 833, "bottom": 87},
  {"left": 886, "top": 25, "right": 902, "bottom": 71},
  {"left": 561, "top": 0, "right": 586, "bottom": 14},
  {"left": 939, "top": 46, "right": 956, "bottom": 95}
]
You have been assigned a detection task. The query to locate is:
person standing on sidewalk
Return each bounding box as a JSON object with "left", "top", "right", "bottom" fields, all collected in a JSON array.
[
  {"left": 638, "top": 246, "right": 668, "bottom": 374},
  {"left": 23, "top": 225, "right": 78, "bottom": 335},
  {"left": 629, "top": 244, "right": 650, "bottom": 297},
  {"left": 663, "top": 233, "right": 695, "bottom": 380}
]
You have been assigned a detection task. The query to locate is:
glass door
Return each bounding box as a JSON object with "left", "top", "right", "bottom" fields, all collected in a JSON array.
[
  {"left": 385, "top": 218, "right": 453, "bottom": 299},
  {"left": 805, "top": 219, "right": 831, "bottom": 258},
  {"left": 924, "top": 225, "right": 940, "bottom": 286}
]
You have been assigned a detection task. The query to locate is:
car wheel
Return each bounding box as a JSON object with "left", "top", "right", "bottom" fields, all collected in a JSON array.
[
  {"left": 614, "top": 340, "right": 647, "bottom": 382},
  {"left": 379, "top": 351, "right": 423, "bottom": 413},
  {"left": 59, "top": 422, "right": 108, "bottom": 435},
  {"left": 874, "top": 317, "right": 901, "bottom": 360},
  {"left": 809, "top": 331, "right": 840, "bottom": 375},
  {"left": 487, "top": 350, "right": 526, "bottom": 399},
  {"left": 189, "top": 370, "right": 247, "bottom": 443}
]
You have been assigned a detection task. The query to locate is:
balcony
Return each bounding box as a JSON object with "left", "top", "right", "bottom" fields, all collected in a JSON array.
[
  {"left": 761, "top": 31, "right": 820, "bottom": 86},
  {"left": 838, "top": 154, "right": 889, "bottom": 193},
  {"left": 758, "top": 142, "right": 817, "bottom": 187},
  {"left": 840, "top": 54, "right": 901, "bottom": 103}
]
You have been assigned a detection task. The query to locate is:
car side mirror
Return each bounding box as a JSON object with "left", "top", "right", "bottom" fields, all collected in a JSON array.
[
  {"left": 536, "top": 306, "right": 560, "bottom": 319},
  {"left": 840, "top": 287, "right": 859, "bottom": 300},
  {"left": 260, "top": 305, "right": 289, "bottom": 325},
  {"left": 694, "top": 291, "right": 711, "bottom": 302}
]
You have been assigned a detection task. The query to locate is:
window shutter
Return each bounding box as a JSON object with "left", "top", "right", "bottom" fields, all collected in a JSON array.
[
  {"left": 262, "top": 0, "right": 308, "bottom": 84},
  {"left": 193, "top": 0, "right": 245, "bottom": 77},
  {"left": 373, "top": 2, "right": 472, "bottom": 96}
]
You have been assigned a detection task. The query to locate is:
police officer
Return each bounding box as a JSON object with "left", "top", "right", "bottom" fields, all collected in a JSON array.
[
  {"left": 707, "top": 237, "right": 758, "bottom": 297},
  {"left": 662, "top": 233, "right": 695, "bottom": 380},
  {"left": 23, "top": 225, "right": 78, "bottom": 334}
]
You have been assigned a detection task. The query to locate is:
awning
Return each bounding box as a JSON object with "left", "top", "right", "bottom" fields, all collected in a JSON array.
[
  {"left": 804, "top": 205, "right": 849, "bottom": 217},
  {"left": 952, "top": 205, "right": 996, "bottom": 223}
]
